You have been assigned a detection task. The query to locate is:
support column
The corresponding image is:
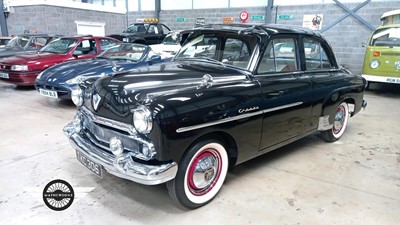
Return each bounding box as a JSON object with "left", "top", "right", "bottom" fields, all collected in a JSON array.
[
  {"left": 0, "top": 0, "right": 8, "bottom": 36},
  {"left": 265, "top": 0, "right": 274, "bottom": 24}
]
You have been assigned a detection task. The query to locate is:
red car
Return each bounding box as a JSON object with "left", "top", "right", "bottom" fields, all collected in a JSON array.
[{"left": 0, "top": 36, "right": 120, "bottom": 86}]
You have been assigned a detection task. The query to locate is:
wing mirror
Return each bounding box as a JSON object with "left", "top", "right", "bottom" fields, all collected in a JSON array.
[
  {"left": 361, "top": 41, "right": 367, "bottom": 48},
  {"left": 149, "top": 55, "right": 161, "bottom": 61}
]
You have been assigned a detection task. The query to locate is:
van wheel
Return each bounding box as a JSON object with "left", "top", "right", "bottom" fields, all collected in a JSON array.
[
  {"left": 167, "top": 140, "right": 229, "bottom": 209},
  {"left": 321, "top": 102, "right": 349, "bottom": 142}
]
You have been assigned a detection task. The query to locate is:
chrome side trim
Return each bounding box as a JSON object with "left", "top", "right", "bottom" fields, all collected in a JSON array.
[
  {"left": 262, "top": 102, "right": 303, "bottom": 113},
  {"left": 176, "top": 102, "right": 303, "bottom": 133}
]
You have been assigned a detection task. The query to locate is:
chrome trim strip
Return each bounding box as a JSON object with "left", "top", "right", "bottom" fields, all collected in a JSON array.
[
  {"left": 81, "top": 106, "right": 137, "bottom": 135},
  {"left": 176, "top": 110, "right": 264, "bottom": 133},
  {"left": 262, "top": 102, "right": 303, "bottom": 113},
  {"left": 176, "top": 102, "right": 303, "bottom": 133}
]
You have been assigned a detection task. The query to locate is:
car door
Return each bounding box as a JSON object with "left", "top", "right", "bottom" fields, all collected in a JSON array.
[
  {"left": 256, "top": 35, "right": 313, "bottom": 152},
  {"left": 301, "top": 35, "right": 343, "bottom": 128},
  {"left": 145, "top": 24, "right": 162, "bottom": 44}
]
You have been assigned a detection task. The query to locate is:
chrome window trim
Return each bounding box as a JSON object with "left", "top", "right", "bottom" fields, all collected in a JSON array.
[{"left": 176, "top": 102, "right": 303, "bottom": 133}]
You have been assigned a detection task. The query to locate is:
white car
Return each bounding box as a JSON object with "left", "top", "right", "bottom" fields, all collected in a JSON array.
[{"left": 150, "top": 33, "right": 181, "bottom": 56}]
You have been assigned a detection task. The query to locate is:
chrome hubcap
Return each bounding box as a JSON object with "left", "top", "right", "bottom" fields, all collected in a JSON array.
[
  {"left": 188, "top": 149, "right": 221, "bottom": 196},
  {"left": 333, "top": 105, "right": 345, "bottom": 134}
]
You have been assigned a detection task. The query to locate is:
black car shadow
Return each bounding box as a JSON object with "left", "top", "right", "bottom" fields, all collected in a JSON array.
[{"left": 83, "top": 133, "right": 323, "bottom": 216}]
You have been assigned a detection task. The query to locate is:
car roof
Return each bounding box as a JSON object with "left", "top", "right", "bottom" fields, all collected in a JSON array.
[
  {"left": 59, "top": 36, "right": 116, "bottom": 40},
  {"left": 191, "top": 23, "right": 324, "bottom": 38},
  {"left": 14, "top": 34, "right": 62, "bottom": 37}
]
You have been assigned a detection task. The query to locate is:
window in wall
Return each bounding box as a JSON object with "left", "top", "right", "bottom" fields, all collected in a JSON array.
[
  {"left": 257, "top": 38, "right": 298, "bottom": 73},
  {"left": 303, "top": 37, "right": 333, "bottom": 70},
  {"left": 127, "top": 0, "right": 139, "bottom": 11},
  {"left": 230, "top": 0, "right": 267, "bottom": 7},
  {"left": 161, "top": 0, "right": 192, "bottom": 10},
  {"left": 115, "top": 0, "right": 125, "bottom": 9},
  {"left": 141, "top": 0, "right": 155, "bottom": 11},
  {"left": 193, "top": 0, "right": 228, "bottom": 9}
]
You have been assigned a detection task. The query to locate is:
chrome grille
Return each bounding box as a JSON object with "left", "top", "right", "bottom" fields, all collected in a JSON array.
[{"left": 81, "top": 112, "right": 140, "bottom": 154}]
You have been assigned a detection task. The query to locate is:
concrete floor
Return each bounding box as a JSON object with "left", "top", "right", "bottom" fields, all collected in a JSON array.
[{"left": 0, "top": 82, "right": 399, "bottom": 225}]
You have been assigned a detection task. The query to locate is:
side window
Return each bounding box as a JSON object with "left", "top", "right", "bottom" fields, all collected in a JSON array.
[
  {"left": 258, "top": 38, "right": 298, "bottom": 73},
  {"left": 222, "top": 38, "right": 251, "bottom": 69},
  {"left": 147, "top": 25, "right": 159, "bottom": 34},
  {"left": 303, "top": 37, "right": 333, "bottom": 70},
  {"left": 180, "top": 35, "right": 218, "bottom": 59},
  {"left": 31, "top": 37, "right": 47, "bottom": 48},
  {"left": 100, "top": 39, "right": 117, "bottom": 50},
  {"left": 77, "top": 39, "right": 97, "bottom": 55},
  {"left": 161, "top": 25, "right": 170, "bottom": 34}
]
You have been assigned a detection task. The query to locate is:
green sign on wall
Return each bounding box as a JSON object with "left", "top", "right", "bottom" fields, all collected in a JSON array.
[
  {"left": 277, "top": 15, "right": 293, "bottom": 20},
  {"left": 176, "top": 17, "right": 186, "bottom": 22},
  {"left": 251, "top": 15, "right": 265, "bottom": 20}
]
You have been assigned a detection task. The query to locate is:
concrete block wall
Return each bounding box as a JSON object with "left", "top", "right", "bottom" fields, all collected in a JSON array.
[{"left": 6, "top": 5, "right": 125, "bottom": 36}]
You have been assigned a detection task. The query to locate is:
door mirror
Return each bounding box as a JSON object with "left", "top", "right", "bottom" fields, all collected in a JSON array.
[
  {"left": 72, "top": 50, "right": 83, "bottom": 56},
  {"left": 149, "top": 54, "right": 161, "bottom": 61},
  {"left": 361, "top": 41, "right": 367, "bottom": 48}
]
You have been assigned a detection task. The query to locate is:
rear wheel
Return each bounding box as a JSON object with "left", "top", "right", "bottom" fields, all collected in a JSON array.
[
  {"left": 321, "top": 102, "right": 349, "bottom": 142},
  {"left": 167, "top": 140, "right": 228, "bottom": 209}
]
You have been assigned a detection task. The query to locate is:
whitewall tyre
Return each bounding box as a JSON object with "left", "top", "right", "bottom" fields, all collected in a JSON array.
[
  {"left": 321, "top": 102, "right": 349, "bottom": 142},
  {"left": 167, "top": 140, "right": 229, "bottom": 209}
]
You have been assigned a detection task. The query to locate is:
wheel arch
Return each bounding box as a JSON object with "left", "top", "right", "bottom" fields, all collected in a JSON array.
[{"left": 182, "top": 131, "right": 238, "bottom": 170}]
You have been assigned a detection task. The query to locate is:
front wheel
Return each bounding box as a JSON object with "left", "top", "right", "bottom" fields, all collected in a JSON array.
[
  {"left": 167, "top": 140, "right": 229, "bottom": 209},
  {"left": 321, "top": 102, "right": 349, "bottom": 142}
]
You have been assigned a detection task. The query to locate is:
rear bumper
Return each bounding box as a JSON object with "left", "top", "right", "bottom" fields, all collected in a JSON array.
[{"left": 63, "top": 122, "right": 178, "bottom": 185}]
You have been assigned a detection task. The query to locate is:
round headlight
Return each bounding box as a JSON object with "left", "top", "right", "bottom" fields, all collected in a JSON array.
[
  {"left": 370, "top": 60, "right": 379, "bottom": 69},
  {"left": 133, "top": 105, "right": 153, "bottom": 134},
  {"left": 71, "top": 87, "right": 83, "bottom": 106}
]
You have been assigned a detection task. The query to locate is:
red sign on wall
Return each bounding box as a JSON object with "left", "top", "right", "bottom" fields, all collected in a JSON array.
[{"left": 240, "top": 11, "right": 249, "bottom": 23}]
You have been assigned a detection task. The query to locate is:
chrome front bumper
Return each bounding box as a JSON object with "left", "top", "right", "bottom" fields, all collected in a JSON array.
[{"left": 63, "top": 122, "right": 178, "bottom": 185}]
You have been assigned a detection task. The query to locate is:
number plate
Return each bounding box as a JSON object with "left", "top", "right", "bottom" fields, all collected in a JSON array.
[
  {"left": 76, "top": 150, "right": 103, "bottom": 178},
  {"left": 39, "top": 89, "right": 58, "bottom": 98},
  {"left": 386, "top": 78, "right": 400, "bottom": 84},
  {"left": 0, "top": 72, "right": 9, "bottom": 79}
]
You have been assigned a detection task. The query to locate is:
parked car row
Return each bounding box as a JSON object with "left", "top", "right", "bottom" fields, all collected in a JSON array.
[{"left": 0, "top": 34, "right": 176, "bottom": 99}]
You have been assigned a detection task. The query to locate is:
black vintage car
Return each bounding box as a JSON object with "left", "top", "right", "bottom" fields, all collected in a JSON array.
[
  {"left": 109, "top": 22, "right": 171, "bottom": 45},
  {"left": 0, "top": 34, "right": 60, "bottom": 59},
  {"left": 64, "top": 24, "right": 367, "bottom": 209}
]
